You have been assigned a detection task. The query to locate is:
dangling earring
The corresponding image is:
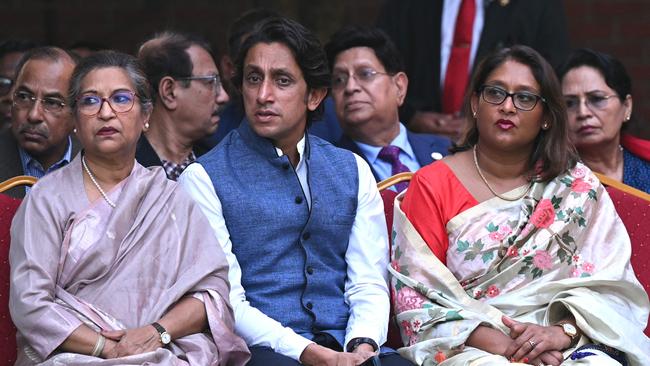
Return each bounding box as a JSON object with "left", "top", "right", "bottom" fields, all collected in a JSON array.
[{"left": 542, "top": 121, "right": 549, "bottom": 130}]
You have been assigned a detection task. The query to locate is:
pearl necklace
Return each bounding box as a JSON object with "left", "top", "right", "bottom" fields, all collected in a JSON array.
[
  {"left": 473, "top": 145, "right": 532, "bottom": 201},
  {"left": 82, "top": 155, "right": 116, "bottom": 208}
]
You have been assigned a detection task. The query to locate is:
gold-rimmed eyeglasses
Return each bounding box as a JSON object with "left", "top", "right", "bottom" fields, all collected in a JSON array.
[
  {"left": 13, "top": 90, "right": 67, "bottom": 114},
  {"left": 331, "top": 68, "right": 392, "bottom": 90},
  {"left": 564, "top": 93, "right": 618, "bottom": 113},
  {"left": 175, "top": 74, "right": 222, "bottom": 96}
]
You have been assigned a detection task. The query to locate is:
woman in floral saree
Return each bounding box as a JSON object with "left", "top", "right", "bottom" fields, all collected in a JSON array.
[{"left": 390, "top": 46, "right": 649, "bottom": 366}]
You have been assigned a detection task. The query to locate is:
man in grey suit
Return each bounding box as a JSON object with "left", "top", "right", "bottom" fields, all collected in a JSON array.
[{"left": 0, "top": 47, "right": 78, "bottom": 198}]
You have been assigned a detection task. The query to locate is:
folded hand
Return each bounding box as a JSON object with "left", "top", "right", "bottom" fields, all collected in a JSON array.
[
  {"left": 502, "top": 316, "right": 568, "bottom": 365},
  {"left": 101, "top": 325, "right": 162, "bottom": 358}
]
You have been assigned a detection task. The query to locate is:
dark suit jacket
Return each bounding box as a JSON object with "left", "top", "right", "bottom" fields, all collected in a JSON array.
[
  {"left": 135, "top": 134, "right": 164, "bottom": 169},
  {"left": 336, "top": 129, "right": 451, "bottom": 182},
  {"left": 377, "top": 0, "right": 570, "bottom": 123},
  {"left": 0, "top": 129, "right": 80, "bottom": 198}
]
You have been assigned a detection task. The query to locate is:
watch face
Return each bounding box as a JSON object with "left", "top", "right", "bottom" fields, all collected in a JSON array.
[
  {"left": 562, "top": 323, "right": 577, "bottom": 337},
  {"left": 161, "top": 332, "right": 171, "bottom": 344}
]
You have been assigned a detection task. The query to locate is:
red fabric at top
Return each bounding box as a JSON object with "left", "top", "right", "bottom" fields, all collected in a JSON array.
[
  {"left": 621, "top": 133, "right": 650, "bottom": 162},
  {"left": 401, "top": 161, "right": 478, "bottom": 263}
]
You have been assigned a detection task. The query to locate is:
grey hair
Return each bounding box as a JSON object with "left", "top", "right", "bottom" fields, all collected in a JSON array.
[{"left": 68, "top": 50, "right": 152, "bottom": 115}]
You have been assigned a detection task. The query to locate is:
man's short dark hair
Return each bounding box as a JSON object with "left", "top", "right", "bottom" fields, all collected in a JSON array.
[
  {"left": 14, "top": 47, "right": 78, "bottom": 81},
  {"left": 227, "top": 8, "right": 280, "bottom": 60},
  {"left": 0, "top": 39, "right": 38, "bottom": 60},
  {"left": 137, "top": 31, "right": 214, "bottom": 103},
  {"left": 234, "top": 17, "right": 330, "bottom": 122},
  {"left": 325, "top": 26, "right": 404, "bottom": 74}
]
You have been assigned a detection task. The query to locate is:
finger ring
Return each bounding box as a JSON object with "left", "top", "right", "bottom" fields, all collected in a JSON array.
[{"left": 528, "top": 339, "right": 536, "bottom": 348}]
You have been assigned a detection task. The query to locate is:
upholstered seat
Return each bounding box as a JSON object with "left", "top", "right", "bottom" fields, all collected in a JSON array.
[
  {"left": 0, "top": 175, "right": 36, "bottom": 366},
  {"left": 0, "top": 194, "right": 21, "bottom": 366},
  {"left": 603, "top": 185, "right": 650, "bottom": 336},
  {"left": 378, "top": 172, "right": 413, "bottom": 349}
]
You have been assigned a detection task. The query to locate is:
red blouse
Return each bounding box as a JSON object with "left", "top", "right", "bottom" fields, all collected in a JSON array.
[{"left": 401, "top": 161, "right": 478, "bottom": 263}]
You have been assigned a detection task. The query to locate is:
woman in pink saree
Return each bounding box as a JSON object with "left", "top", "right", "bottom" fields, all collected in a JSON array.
[
  {"left": 9, "top": 51, "right": 250, "bottom": 365},
  {"left": 390, "top": 46, "right": 649, "bottom": 366}
]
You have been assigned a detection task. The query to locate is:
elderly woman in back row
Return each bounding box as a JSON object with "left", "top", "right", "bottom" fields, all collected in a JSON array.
[
  {"left": 558, "top": 48, "right": 650, "bottom": 193},
  {"left": 9, "top": 51, "right": 250, "bottom": 365}
]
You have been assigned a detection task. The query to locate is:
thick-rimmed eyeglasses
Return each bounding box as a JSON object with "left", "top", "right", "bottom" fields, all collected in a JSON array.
[
  {"left": 77, "top": 91, "right": 138, "bottom": 116},
  {"left": 0, "top": 77, "right": 13, "bottom": 96},
  {"left": 331, "top": 68, "right": 391, "bottom": 90},
  {"left": 13, "top": 90, "right": 67, "bottom": 114},
  {"left": 175, "top": 74, "right": 222, "bottom": 95},
  {"left": 479, "top": 85, "right": 546, "bottom": 111},
  {"left": 564, "top": 93, "right": 617, "bottom": 113}
]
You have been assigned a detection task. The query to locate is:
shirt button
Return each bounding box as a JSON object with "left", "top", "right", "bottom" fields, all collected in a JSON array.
[
  {"left": 302, "top": 232, "right": 311, "bottom": 240},
  {"left": 295, "top": 196, "right": 303, "bottom": 204},
  {"left": 306, "top": 302, "right": 313, "bottom": 310},
  {"left": 306, "top": 266, "right": 314, "bottom": 275}
]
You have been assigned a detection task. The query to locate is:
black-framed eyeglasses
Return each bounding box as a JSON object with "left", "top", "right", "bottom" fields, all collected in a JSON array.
[
  {"left": 331, "top": 68, "right": 392, "bottom": 90},
  {"left": 175, "top": 74, "right": 222, "bottom": 95},
  {"left": 13, "top": 90, "right": 67, "bottom": 114},
  {"left": 77, "top": 91, "right": 138, "bottom": 116},
  {"left": 564, "top": 93, "right": 617, "bottom": 113},
  {"left": 0, "top": 77, "right": 12, "bottom": 96},
  {"left": 479, "top": 85, "right": 546, "bottom": 111}
]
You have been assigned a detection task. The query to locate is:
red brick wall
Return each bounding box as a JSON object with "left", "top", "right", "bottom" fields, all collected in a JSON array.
[{"left": 565, "top": 0, "right": 650, "bottom": 137}]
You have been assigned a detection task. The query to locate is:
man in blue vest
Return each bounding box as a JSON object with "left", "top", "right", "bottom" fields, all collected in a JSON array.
[{"left": 179, "top": 17, "right": 413, "bottom": 366}]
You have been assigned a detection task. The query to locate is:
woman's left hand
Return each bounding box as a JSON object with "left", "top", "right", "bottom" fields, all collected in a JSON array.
[
  {"left": 101, "top": 326, "right": 162, "bottom": 357},
  {"left": 502, "top": 316, "right": 570, "bottom": 363}
]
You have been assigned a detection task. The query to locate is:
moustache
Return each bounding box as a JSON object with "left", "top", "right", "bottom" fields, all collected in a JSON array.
[{"left": 18, "top": 124, "right": 49, "bottom": 138}]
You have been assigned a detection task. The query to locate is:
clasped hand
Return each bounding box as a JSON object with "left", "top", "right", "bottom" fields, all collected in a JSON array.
[
  {"left": 502, "top": 316, "right": 569, "bottom": 366},
  {"left": 300, "top": 343, "right": 376, "bottom": 366},
  {"left": 100, "top": 325, "right": 162, "bottom": 358}
]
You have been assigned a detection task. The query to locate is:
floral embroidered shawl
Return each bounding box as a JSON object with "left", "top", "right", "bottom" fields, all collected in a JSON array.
[{"left": 389, "top": 163, "right": 650, "bottom": 365}]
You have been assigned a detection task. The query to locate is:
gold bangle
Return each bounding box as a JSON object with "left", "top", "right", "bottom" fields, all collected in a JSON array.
[{"left": 91, "top": 333, "right": 106, "bottom": 357}]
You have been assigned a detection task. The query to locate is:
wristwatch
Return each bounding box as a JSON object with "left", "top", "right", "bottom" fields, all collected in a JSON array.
[
  {"left": 555, "top": 321, "right": 579, "bottom": 348},
  {"left": 152, "top": 322, "right": 172, "bottom": 345},
  {"left": 346, "top": 337, "right": 379, "bottom": 352}
]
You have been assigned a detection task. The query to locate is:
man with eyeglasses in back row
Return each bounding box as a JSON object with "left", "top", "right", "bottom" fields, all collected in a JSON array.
[
  {"left": 327, "top": 27, "right": 451, "bottom": 192},
  {"left": 0, "top": 39, "right": 38, "bottom": 131},
  {"left": 0, "top": 46, "right": 80, "bottom": 198},
  {"left": 136, "top": 31, "right": 229, "bottom": 180}
]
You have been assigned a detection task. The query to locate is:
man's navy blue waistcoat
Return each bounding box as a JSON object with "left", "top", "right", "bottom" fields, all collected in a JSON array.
[{"left": 199, "top": 121, "right": 359, "bottom": 345}]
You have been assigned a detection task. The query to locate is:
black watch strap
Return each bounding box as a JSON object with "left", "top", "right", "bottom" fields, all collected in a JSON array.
[
  {"left": 346, "top": 337, "right": 379, "bottom": 352},
  {"left": 152, "top": 322, "right": 166, "bottom": 335}
]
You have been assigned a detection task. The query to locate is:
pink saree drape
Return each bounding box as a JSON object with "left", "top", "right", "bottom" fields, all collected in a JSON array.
[{"left": 9, "top": 155, "right": 250, "bottom": 365}]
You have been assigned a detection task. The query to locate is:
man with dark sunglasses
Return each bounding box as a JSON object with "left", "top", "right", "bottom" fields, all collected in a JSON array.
[
  {"left": 0, "top": 46, "right": 79, "bottom": 198},
  {"left": 136, "top": 31, "right": 229, "bottom": 180}
]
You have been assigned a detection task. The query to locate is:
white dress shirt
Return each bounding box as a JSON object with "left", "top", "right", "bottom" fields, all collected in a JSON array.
[
  {"left": 440, "top": 0, "right": 485, "bottom": 87},
  {"left": 178, "top": 134, "right": 390, "bottom": 361}
]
